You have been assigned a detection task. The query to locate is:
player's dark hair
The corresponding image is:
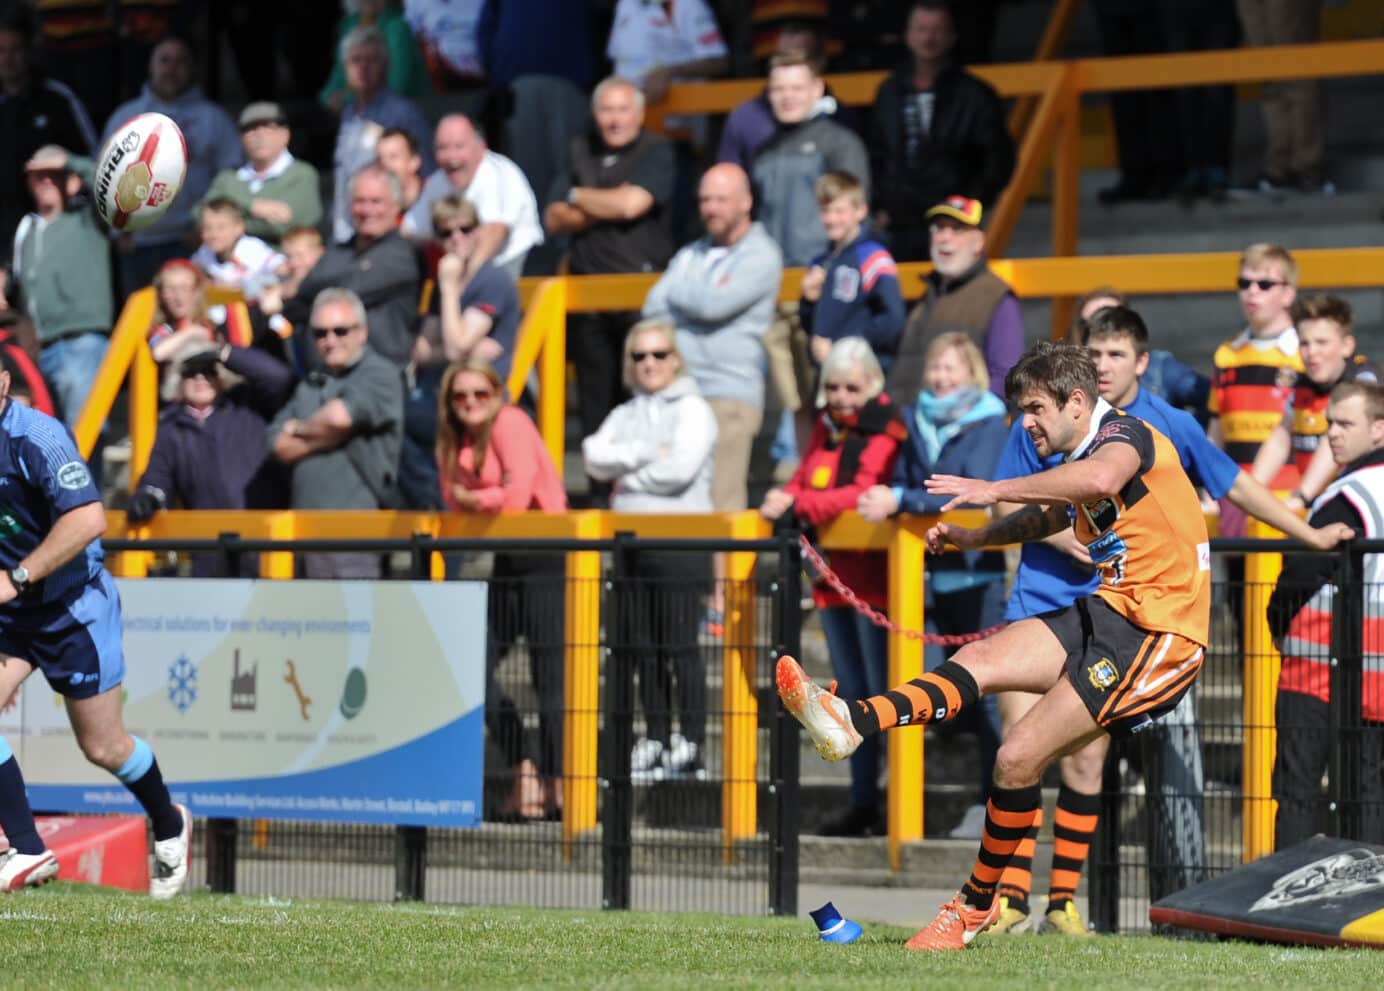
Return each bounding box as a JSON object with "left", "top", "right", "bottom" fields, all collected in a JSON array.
[
  {"left": 1083, "top": 304, "right": 1150, "bottom": 356},
  {"left": 1006, "top": 341, "right": 1098, "bottom": 409}
]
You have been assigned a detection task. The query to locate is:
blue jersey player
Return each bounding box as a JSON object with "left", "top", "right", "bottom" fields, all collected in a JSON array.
[{"left": 0, "top": 377, "right": 190, "bottom": 895}]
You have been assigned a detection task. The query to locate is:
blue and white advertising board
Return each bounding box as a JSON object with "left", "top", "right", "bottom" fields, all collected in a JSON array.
[{"left": 0, "top": 580, "right": 486, "bottom": 828}]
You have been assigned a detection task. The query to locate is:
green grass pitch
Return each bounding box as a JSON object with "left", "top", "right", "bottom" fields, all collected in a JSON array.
[{"left": 1, "top": 884, "right": 1378, "bottom": 989}]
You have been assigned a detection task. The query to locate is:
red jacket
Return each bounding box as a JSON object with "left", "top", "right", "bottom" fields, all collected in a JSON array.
[{"left": 783, "top": 395, "right": 904, "bottom": 609}]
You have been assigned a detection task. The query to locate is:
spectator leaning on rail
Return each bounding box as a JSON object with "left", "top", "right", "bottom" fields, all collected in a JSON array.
[
  {"left": 544, "top": 76, "right": 676, "bottom": 486},
  {"left": 280, "top": 164, "right": 423, "bottom": 372},
  {"left": 642, "top": 163, "right": 783, "bottom": 515},
  {"left": 583, "top": 318, "right": 719, "bottom": 782},
  {"left": 401, "top": 113, "right": 543, "bottom": 279},
  {"left": 859, "top": 332, "right": 1007, "bottom": 842},
  {"left": 103, "top": 34, "right": 241, "bottom": 298},
  {"left": 127, "top": 341, "right": 294, "bottom": 576},
  {"left": 1251, "top": 293, "right": 1378, "bottom": 514},
  {"left": 9, "top": 145, "right": 111, "bottom": 430},
  {"left": 869, "top": 1, "right": 1015, "bottom": 263},
  {"left": 438, "top": 360, "right": 567, "bottom": 820},
  {"left": 762, "top": 337, "right": 905, "bottom": 836},
  {"left": 201, "top": 101, "right": 324, "bottom": 246},
  {"left": 268, "top": 287, "right": 405, "bottom": 580},
  {"left": 1268, "top": 379, "right": 1382, "bottom": 848},
  {"left": 885, "top": 196, "right": 1022, "bottom": 410},
  {"left": 329, "top": 24, "right": 433, "bottom": 245}
]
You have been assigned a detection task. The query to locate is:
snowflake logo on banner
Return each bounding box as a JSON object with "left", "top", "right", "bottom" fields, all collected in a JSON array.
[{"left": 167, "top": 655, "right": 198, "bottom": 713}]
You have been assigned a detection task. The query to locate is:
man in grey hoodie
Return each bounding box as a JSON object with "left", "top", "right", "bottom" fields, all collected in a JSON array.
[
  {"left": 102, "top": 35, "right": 240, "bottom": 298},
  {"left": 642, "top": 164, "right": 783, "bottom": 513}
]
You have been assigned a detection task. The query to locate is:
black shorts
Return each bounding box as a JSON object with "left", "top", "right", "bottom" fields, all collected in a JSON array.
[{"left": 1038, "top": 595, "right": 1204, "bottom": 737}]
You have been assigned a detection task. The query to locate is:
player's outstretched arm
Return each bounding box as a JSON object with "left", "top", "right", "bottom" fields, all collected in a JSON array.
[
  {"left": 927, "top": 503, "right": 1071, "bottom": 553},
  {"left": 0, "top": 501, "right": 105, "bottom": 605},
  {"left": 1225, "top": 470, "right": 1355, "bottom": 549},
  {"left": 926, "top": 442, "right": 1140, "bottom": 512}
]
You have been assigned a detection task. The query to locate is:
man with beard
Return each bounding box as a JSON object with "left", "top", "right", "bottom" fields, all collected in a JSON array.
[{"left": 884, "top": 196, "right": 1021, "bottom": 409}]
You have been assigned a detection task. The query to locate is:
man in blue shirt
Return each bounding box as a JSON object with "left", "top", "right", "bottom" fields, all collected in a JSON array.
[
  {"left": 990, "top": 304, "right": 1350, "bottom": 934},
  {"left": 0, "top": 376, "right": 190, "bottom": 894}
]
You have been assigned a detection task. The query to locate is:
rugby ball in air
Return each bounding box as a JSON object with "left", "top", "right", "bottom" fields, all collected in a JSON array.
[{"left": 94, "top": 112, "right": 188, "bottom": 232}]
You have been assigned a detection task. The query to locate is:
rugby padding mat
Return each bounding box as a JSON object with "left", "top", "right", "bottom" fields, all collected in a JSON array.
[
  {"left": 1150, "top": 835, "right": 1384, "bottom": 948},
  {"left": 2, "top": 815, "right": 149, "bottom": 892}
]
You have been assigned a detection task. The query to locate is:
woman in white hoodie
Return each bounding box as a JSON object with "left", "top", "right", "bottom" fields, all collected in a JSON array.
[{"left": 583, "top": 319, "right": 719, "bottom": 782}]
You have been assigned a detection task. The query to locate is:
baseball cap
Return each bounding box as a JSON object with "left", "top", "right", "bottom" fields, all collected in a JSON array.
[
  {"left": 925, "top": 196, "right": 984, "bottom": 228},
  {"left": 239, "top": 101, "right": 287, "bottom": 129}
]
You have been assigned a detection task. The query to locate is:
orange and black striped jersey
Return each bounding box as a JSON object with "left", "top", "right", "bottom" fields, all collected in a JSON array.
[
  {"left": 1288, "top": 356, "right": 1379, "bottom": 473},
  {"left": 1068, "top": 405, "right": 1211, "bottom": 647},
  {"left": 1209, "top": 327, "right": 1302, "bottom": 485}
]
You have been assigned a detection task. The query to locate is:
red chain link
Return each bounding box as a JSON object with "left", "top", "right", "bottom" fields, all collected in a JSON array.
[{"left": 797, "top": 534, "right": 1006, "bottom": 646}]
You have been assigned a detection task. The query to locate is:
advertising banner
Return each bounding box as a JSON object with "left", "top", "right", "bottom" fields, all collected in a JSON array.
[{"left": 0, "top": 579, "right": 486, "bottom": 828}]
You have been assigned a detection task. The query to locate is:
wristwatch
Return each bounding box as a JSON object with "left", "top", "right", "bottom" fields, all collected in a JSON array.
[
  {"left": 566, "top": 187, "right": 579, "bottom": 206},
  {"left": 9, "top": 565, "right": 30, "bottom": 593}
]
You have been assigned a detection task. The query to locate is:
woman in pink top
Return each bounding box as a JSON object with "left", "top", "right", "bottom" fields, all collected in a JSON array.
[{"left": 437, "top": 361, "right": 567, "bottom": 820}]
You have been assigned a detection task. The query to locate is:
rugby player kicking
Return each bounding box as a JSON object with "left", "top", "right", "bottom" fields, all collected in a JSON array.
[{"left": 777, "top": 341, "right": 1352, "bottom": 950}]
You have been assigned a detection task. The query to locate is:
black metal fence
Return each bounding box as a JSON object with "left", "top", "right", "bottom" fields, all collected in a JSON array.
[
  {"left": 1090, "top": 539, "right": 1384, "bottom": 934},
  {"left": 95, "top": 533, "right": 1383, "bottom": 931},
  {"left": 102, "top": 531, "right": 804, "bottom": 915}
]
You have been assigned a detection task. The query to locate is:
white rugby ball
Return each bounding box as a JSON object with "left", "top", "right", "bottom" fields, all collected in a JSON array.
[{"left": 94, "top": 112, "right": 189, "bottom": 232}]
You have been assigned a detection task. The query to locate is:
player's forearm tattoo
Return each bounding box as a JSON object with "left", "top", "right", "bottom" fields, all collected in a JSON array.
[{"left": 984, "top": 505, "right": 1069, "bottom": 545}]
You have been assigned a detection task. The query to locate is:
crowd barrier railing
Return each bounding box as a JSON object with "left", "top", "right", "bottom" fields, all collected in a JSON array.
[
  {"left": 102, "top": 506, "right": 1318, "bottom": 875},
  {"left": 77, "top": 246, "right": 1384, "bottom": 491}
]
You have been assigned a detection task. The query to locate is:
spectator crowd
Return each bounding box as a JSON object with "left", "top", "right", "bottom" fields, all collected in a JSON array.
[{"left": 0, "top": 0, "right": 1376, "bottom": 864}]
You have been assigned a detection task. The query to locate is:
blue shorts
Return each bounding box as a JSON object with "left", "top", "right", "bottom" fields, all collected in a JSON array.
[{"left": 0, "top": 569, "right": 124, "bottom": 699}]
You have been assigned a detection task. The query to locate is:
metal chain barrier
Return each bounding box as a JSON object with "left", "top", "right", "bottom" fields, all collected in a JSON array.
[{"left": 797, "top": 534, "right": 1005, "bottom": 646}]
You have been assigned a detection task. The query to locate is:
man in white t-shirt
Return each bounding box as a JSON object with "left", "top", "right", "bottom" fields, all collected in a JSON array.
[
  {"left": 401, "top": 114, "right": 542, "bottom": 278},
  {"left": 606, "top": 0, "right": 729, "bottom": 104}
]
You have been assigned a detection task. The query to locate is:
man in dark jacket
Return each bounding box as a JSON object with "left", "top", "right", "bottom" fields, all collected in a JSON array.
[
  {"left": 869, "top": 2, "right": 1014, "bottom": 262},
  {"left": 0, "top": 8, "right": 98, "bottom": 266},
  {"left": 127, "top": 342, "right": 294, "bottom": 575}
]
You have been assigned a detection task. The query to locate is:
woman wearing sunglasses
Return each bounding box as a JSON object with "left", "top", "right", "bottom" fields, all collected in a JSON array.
[
  {"left": 582, "top": 319, "right": 718, "bottom": 782},
  {"left": 761, "top": 336, "right": 904, "bottom": 836},
  {"left": 437, "top": 361, "right": 567, "bottom": 820}
]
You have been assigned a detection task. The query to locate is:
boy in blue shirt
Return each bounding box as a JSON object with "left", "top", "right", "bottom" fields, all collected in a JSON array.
[{"left": 799, "top": 170, "right": 906, "bottom": 375}]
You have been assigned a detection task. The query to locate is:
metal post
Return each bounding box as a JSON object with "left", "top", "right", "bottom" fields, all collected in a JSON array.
[
  {"left": 602, "top": 532, "right": 637, "bottom": 910},
  {"left": 394, "top": 826, "right": 426, "bottom": 902},
  {"left": 1329, "top": 548, "right": 1364, "bottom": 839},
  {"left": 409, "top": 533, "right": 433, "bottom": 580},
  {"left": 1090, "top": 749, "right": 1122, "bottom": 933},
  {"left": 768, "top": 529, "right": 802, "bottom": 916},
  {"left": 205, "top": 817, "right": 238, "bottom": 893},
  {"left": 219, "top": 531, "right": 242, "bottom": 578}
]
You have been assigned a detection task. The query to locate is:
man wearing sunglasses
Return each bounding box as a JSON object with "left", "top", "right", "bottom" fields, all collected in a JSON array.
[
  {"left": 269, "top": 287, "right": 404, "bottom": 579},
  {"left": 1208, "top": 242, "right": 1304, "bottom": 538}
]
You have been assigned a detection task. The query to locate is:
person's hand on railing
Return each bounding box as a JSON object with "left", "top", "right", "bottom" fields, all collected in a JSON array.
[
  {"left": 450, "top": 484, "right": 482, "bottom": 511},
  {"left": 857, "top": 484, "right": 898, "bottom": 523},
  {"left": 759, "top": 487, "right": 796, "bottom": 521},
  {"left": 126, "top": 490, "right": 163, "bottom": 524},
  {"left": 1301, "top": 520, "right": 1355, "bottom": 550}
]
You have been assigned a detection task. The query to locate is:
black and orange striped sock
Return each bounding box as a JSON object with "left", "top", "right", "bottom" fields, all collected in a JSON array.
[
  {"left": 997, "top": 807, "right": 1043, "bottom": 915},
  {"left": 1047, "top": 784, "right": 1100, "bottom": 910},
  {"left": 960, "top": 783, "right": 1042, "bottom": 911},
  {"left": 848, "top": 661, "right": 979, "bottom": 736}
]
